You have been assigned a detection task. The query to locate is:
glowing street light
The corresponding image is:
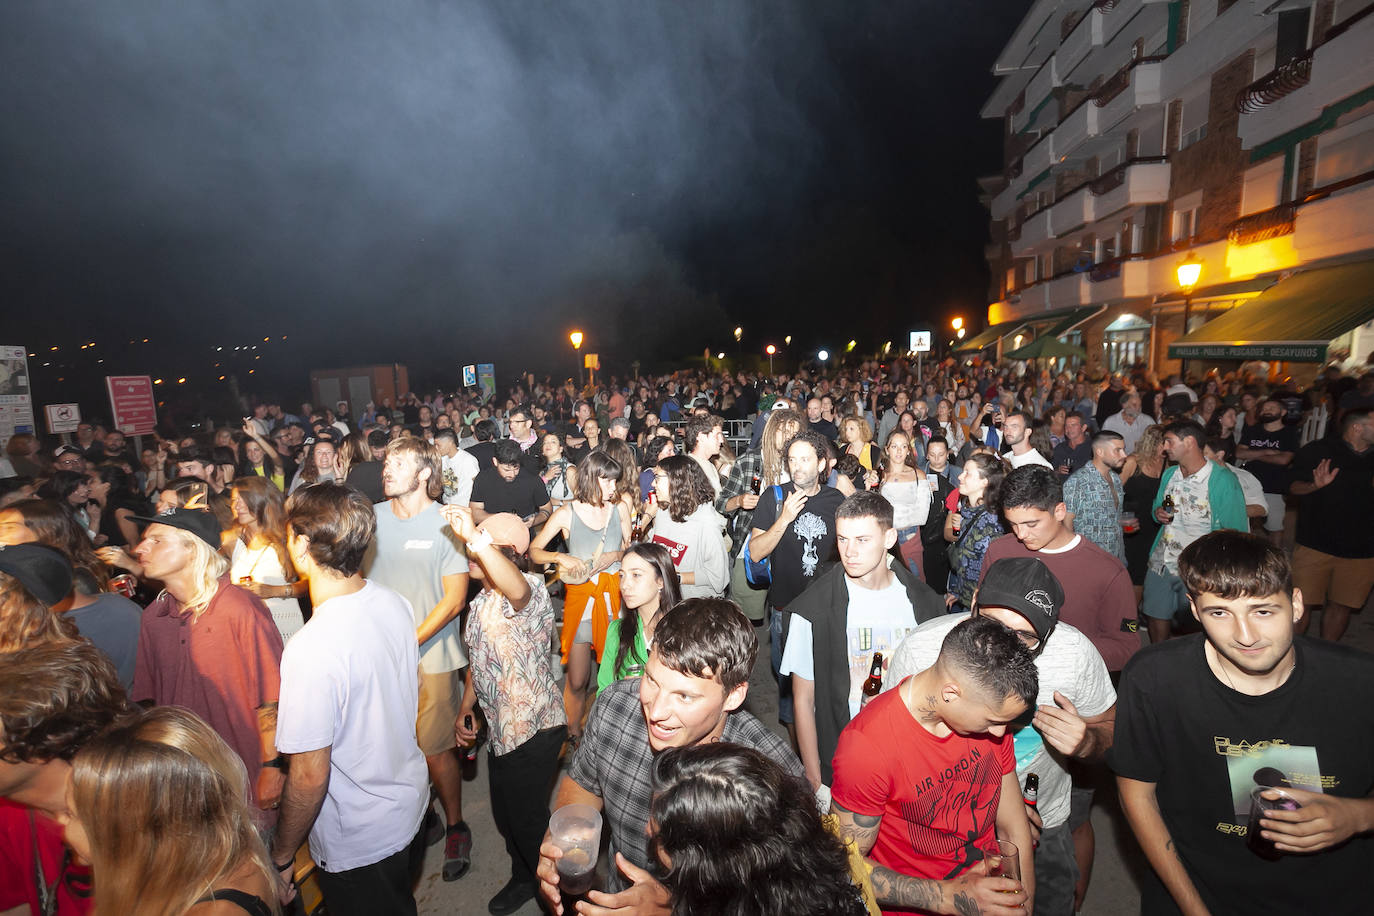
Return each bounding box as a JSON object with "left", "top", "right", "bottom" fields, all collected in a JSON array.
[
  {"left": 817, "top": 349, "right": 830, "bottom": 363},
  {"left": 765, "top": 344, "right": 777, "bottom": 374},
  {"left": 569, "top": 330, "right": 585, "bottom": 387},
  {"left": 784, "top": 335, "right": 792, "bottom": 346},
  {"left": 1177, "top": 252, "right": 1203, "bottom": 373},
  {"left": 951, "top": 317, "right": 964, "bottom": 331},
  {"left": 846, "top": 340, "right": 857, "bottom": 353}
]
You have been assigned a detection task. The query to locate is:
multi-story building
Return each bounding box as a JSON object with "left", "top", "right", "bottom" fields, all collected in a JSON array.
[{"left": 976, "top": 0, "right": 1374, "bottom": 379}]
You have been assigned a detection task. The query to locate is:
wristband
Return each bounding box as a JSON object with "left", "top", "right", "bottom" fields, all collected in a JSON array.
[
  {"left": 262, "top": 756, "right": 284, "bottom": 769},
  {"left": 467, "top": 529, "right": 494, "bottom": 553}
]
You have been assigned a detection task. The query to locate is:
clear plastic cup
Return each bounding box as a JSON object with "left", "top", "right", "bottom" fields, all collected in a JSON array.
[{"left": 549, "top": 804, "right": 602, "bottom": 897}]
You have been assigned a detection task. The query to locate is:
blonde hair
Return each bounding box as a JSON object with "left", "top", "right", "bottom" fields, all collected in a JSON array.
[
  {"left": 166, "top": 528, "right": 230, "bottom": 618},
  {"left": 71, "top": 706, "right": 280, "bottom": 916}
]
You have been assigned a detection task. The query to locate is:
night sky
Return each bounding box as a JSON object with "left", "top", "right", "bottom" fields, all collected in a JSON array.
[{"left": 1, "top": 1, "right": 1030, "bottom": 406}]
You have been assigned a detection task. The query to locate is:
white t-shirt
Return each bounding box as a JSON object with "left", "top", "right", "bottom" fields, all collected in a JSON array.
[
  {"left": 440, "top": 449, "right": 480, "bottom": 506},
  {"left": 275, "top": 580, "right": 429, "bottom": 872},
  {"left": 1229, "top": 462, "right": 1267, "bottom": 510},
  {"left": 885, "top": 613, "right": 1115, "bottom": 830},
  {"left": 1009, "top": 448, "right": 1053, "bottom": 469},
  {"left": 780, "top": 573, "right": 921, "bottom": 717}
]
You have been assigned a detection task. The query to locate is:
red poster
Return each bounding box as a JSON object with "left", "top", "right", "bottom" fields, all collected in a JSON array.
[{"left": 105, "top": 375, "right": 157, "bottom": 436}]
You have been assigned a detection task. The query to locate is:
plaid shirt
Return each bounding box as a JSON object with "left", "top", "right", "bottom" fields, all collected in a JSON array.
[
  {"left": 568, "top": 678, "right": 802, "bottom": 887},
  {"left": 716, "top": 448, "right": 764, "bottom": 551}
]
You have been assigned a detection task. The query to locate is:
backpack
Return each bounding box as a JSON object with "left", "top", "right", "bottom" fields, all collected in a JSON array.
[{"left": 741, "top": 485, "right": 783, "bottom": 589}]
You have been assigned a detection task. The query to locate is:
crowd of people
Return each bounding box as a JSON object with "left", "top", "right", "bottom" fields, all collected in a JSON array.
[{"left": 2, "top": 352, "right": 1373, "bottom": 916}]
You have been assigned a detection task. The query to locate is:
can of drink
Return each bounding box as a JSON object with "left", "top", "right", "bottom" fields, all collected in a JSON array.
[
  {"left": 110, "top": 574, "right": 137, "bottom": 599},
  {"left": 750, "top": 472, "right": 762, "bottom": 495}
]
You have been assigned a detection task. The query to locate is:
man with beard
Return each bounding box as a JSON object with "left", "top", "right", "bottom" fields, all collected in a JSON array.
[
  {"left": 1002, "top": 411, "right": 1052, "bottom": 469},
  {"left": 1102, "top": 392, "right": 1154, "bottom": 455},
  {"left": 1236, "top": 396, "right": 1299, "bottom": 546},
  {"left": 1063, "top": 431, "right": 1128, "bottom": 563},
  {"left": 362, "top": 438, "right": 473, "bottom": 881}
]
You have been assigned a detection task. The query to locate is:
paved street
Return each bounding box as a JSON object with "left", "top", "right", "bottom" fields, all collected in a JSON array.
[{"left": 415, "top": 588, "right": 1374, "bottom": 915}]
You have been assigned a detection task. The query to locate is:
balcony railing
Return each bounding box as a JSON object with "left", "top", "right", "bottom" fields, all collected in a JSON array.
[
  {"left": 1227, "top": 203, "right": 1297, "bottom": 246},
  {"left": 1089, "top": 155, "right": 1168, "bottom": 195},
  {"left": 1235, "top": 53, "right": 1314, "bottom": 113},
  {"left": 1093, "top": 55, "right": 1168, "bottom": 108},
  {"left": 1093, "top": 0, "right": 1119, "bottom": 10}
]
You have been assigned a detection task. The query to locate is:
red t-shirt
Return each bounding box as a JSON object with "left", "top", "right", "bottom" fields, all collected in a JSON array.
[
  {"left": 831, "top": 681, "right": 1014, "bottom": 915},
  {"left": 0, "top": 800, "right": 93, "bottom": 915}
]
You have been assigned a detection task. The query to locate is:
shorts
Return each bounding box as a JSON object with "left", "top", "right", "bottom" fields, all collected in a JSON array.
[
  {"left": 1142, "top": 569, "right": 1190, "bottom": 621},
  {"left": 1292, "top": 545, "right": 1374, "bottom": 608},
  {"left": 573, "top": 617, "right": 594, "bottom": 646},
  {"left": 416, "top": 668, "right": 463, "bottom": 756},
  {"left": 1261, "top": 492, "right": 1286, "bottom": 532}
]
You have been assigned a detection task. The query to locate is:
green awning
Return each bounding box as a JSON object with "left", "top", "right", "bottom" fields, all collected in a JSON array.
[
  {"left": 955, "top": 319, "right": 1029, "bottom": 352},
  {"left": 1168, "top": 260, "right": 1374, "bottom": 362},
  {"left": 1040, "top": 305, "right": 1105, "bottom": 337},
  {"left": 1004, "top": 336, "right": 1088, "bottom": 360},
  {"left": 1154, "top": 275, "right": 1278, "bottom": 305}
]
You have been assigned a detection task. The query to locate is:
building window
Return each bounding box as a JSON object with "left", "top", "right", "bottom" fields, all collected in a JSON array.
[
  {"left": 1179, "top": 92, "right": 1210, "bottom": 150},
  {"left": 1241, "top": 157, "right": 1286, "bottom": 215},
  {"left": 1171, "top": 191, "right": 1202, "bottom": 244},
  {"left": 1316, "top": 115, "right": 1374, "bottom": 188}
]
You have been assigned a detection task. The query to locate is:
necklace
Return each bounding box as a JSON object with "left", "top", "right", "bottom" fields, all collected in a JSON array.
[{"left": 1209, "top": 643, "right": 1296, "bottom": 694}]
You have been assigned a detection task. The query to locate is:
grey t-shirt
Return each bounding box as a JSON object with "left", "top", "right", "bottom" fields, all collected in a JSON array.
[
  {"left": 364, "top": 500, "right": 469, "bottom": 673},
  {"left": 66, "top": 592, "right": 143, "bottom": 688}
]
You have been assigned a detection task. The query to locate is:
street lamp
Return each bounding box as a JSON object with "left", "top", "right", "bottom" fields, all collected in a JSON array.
[
  {"left": 765, "top": 344, "right": 776, "bottom": 375},
  {"left": 817, "top": 348, "right": 830, "bottom": 364},
  {"left": 951, "top": 317, "right": 964, "bottom": 332},
  {"left": 569, "top": 330, "right": 584, "bottom": 389},
  {"left": 734, "top": 326, "right": 743, "bottom": 357},
  {"left": 1176, "top": 253, "right": 1202, "bottom": 375}
]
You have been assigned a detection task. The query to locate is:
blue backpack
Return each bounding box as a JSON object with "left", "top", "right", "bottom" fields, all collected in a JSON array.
[{"left": 741, "top": 485, "right": 783, "bottom": 589}]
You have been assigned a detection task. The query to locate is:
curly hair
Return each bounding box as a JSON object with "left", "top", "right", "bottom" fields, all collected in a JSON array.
[
  {"left": 0, "top": 640, "right": 130, "bottom": 763},
  {"left": 656, "top": 455, "right": 716, "bottom": 523},
  {"left": 651, "top": 744, "right": 868, "bottom": 916},
  {"left": 612, "top": 542, "right": 682, "bottom": 682}
]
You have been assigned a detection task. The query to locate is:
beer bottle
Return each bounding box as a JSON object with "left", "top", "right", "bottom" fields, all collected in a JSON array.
[
  {"left": 1023, "top": 772, "right": 1039, "bottom": 808},
  {"left": 750, "top": 471, "right": 762, "bottom": 495},
  {"left": 1160, "top": 493, "right": 1176, "bottom": 518},
  {"left": 862, "top": 653, "right": 884, "bottom": 698}
]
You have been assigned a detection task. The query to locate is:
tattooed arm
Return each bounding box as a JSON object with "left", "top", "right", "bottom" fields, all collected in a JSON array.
[
  {"left": 830, "top": 800, "right": 1026, "bottom": 915},
  {"left": 830, "top": 800, "right": 947, "bottom": 913},
  {"left": 1117, "top": 776, "right": 1211, "bottom": 916}
]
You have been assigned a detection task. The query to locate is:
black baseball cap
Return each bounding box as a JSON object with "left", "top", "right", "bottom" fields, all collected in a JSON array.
[
  {"left": 129, "top": 507, "right": 223, "bottom": 549},
  {"left": 975, "top": 557, "right": 1064, "bottom": 644},
  {"left": 0, "top": 544, "right": 74, "bottom": 606}
]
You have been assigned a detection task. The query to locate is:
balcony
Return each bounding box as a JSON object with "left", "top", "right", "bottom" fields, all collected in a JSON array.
[
  {"left": 1228, "top": 203, "right": 1297, "bottom": 246},
  {"left": 1022, "top": 131, "right": 1056, "bottom": 180},
  {"left": 1011, "top": 209, "right": 1053, "bottom": 256},
  {"left": 1057, "top": 8, "right": 1104, "bottom": 78},
  {"left": 1238, "top": 6, "right": 1374, "bottom": 150},
  {"left": 1091, "top": 158, "right": 1171, "bottom": 218},
  {"left": 1014, "top": 56, "right": 1061, "bottom": 134},
  {"left": 1235, "top": 54, "right": 1313, "bottom": 114},
  {"left": 1094, "top": 57, "right": 1164, "bottom": 136},
  {"left": 1086, "top": 255, "right": 1153, "bottom": 301}
]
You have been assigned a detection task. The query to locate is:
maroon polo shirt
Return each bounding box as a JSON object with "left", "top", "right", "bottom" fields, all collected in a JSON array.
[{"left": 132, "top": 576, "right": 283, "bottom": 804}]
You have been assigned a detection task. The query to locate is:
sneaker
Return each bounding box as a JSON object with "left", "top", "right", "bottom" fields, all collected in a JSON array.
[
  {"left": 424, "top": 806, "right": 444, "bottom": 847},
  {"left": 487, "top": 877, "right": 536, "bottom": 915},
  {"left": 442, "top": 822, "right": 473, "bottom": 881}
]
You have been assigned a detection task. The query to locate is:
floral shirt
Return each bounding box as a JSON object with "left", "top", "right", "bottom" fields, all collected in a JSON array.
[
  {"left": 1062, "top": 464, "right": 1125, "bottom": 562},
  {"left": 464, "top": 573, "right": 566, "bottom": 755},
  {"left": 946, "top": 505, "right": 1004, "bottom": 613}
]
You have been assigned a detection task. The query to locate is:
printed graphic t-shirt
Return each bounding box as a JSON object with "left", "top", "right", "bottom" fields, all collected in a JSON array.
[
  {"left": 1108, "top": 635, "right": 1374, "bottom": 914},
  {"left": 831, "top": 682, "right": 1015, "bottom": 916},
  {"left": 750, "top": 483, "right": 844, "bottom": 608}
]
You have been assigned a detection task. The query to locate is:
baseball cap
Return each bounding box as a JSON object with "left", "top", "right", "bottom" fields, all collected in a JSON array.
[
  {"left": 129, "top": 507, "right": 223, "bottom": 549},
  {"left": 476, "top": 513, "right": 530, "bottom": 555},
  {"left": 53, "top": 445, "right": 85, "bottom": 459},
  {"left": 0, "top": 543, "right": 74, "bottom": 605},
  {"left": 974, "top": 557, "right": 1064, "bottom": 644}
]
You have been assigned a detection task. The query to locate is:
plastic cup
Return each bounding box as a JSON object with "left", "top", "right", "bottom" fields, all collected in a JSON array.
[
  {"left": 549, "top": 804, "right": 602, "bottom": 897},
  {"left": 1121, "top": 511, "right": 1140, "bottom": 535},
  {"left": 1247, "top": 787, "right": 1301, "bottom": 860},
  {"left": 984, "top": 839, "right": 1021, "bottom": 888}
]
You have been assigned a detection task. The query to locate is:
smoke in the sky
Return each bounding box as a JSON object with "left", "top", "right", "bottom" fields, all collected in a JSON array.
[{"left": 0, "top": 1, "right": 856, "bottom": 374}]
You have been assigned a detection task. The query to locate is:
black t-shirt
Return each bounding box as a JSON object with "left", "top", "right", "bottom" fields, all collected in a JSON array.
[
  {"left": 1050, "top": 439, "right": 1093, "bottom": 477},
  {"left": 1290, "top": 439, "right": 1374, "bottom": 557},
  {"left": 466, "top": 440, "right": 496, "bottom": 469},
  {"left": 470, "top": 466, "right": 549, "bottom": 519},
  {"left": 1108, "top": 635, "right": 1374, "bottom": 915},
  {"left": 1238, "top": 422, "right": 1300, "bottom": 494},
  {"left": 345, "top": 460, "right": 385, "bottom": 503},
  {"left": 809, "top": 419, "right": 839, "bottom": 442},
  {"left": 749, "top": 483, "right": 844, "bottom": 609}
]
